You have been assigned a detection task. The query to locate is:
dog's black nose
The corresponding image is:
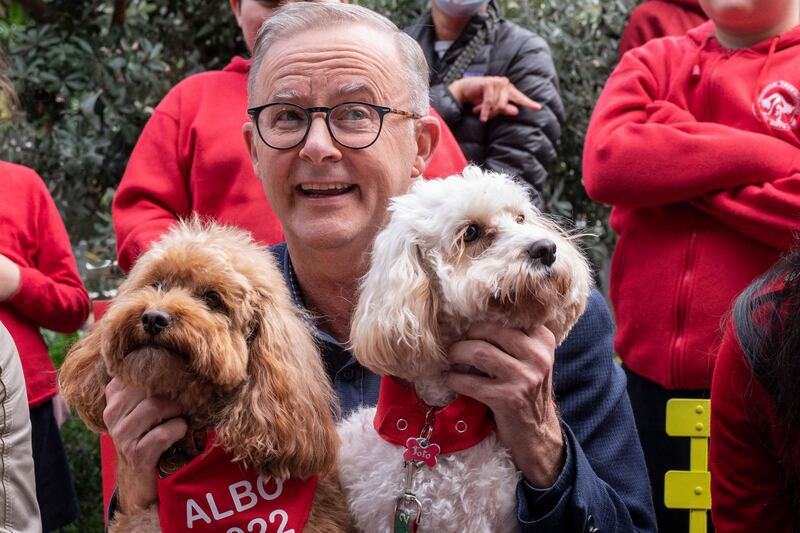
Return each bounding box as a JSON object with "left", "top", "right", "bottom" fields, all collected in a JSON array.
[
  {"left": 527, "top": 239, "right": 557, "bottom": 267},
  {"left": 141, "top": 309, "right": 172, "bottom": 336}
]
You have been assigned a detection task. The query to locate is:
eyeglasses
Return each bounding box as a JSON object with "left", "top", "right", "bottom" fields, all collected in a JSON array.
[{"left": 247, "top": 101, "right": 422, "bottom": 150}]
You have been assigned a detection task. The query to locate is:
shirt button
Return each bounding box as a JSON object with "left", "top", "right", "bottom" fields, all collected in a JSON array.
[{"left": 340, "top": 367, "right": 356, "bottom": 382}]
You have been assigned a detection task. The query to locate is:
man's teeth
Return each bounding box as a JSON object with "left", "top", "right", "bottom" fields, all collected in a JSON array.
[{"left": 300, "top": 183, "right": 352, "bottom": 191}]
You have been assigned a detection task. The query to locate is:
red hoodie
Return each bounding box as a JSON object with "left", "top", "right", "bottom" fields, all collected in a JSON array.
[
  {"left": 113, "top": 57, "right": 468, "bottom": 272},
  {"left": 0, "top": 161, "right": 90, "bottom": 406},
  {"left": 620, "top": 0, "right": 707, "bottom": 56},
  {"left": 583, "top": 22, "right": 800, "bottom": 389},
  {"left": 710, "top": 319, "right": 797, "bottom": 532}
]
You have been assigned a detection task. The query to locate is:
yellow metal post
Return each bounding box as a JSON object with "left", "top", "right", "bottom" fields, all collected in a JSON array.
[{"left": 664, "top": 399, "right": 712, "bottom": 533}]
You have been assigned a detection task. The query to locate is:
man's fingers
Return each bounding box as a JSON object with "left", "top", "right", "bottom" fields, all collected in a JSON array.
[
  {"left": 116, "top": 397, "right": 184, "bottom": 442},
  {"left": 509, "top": 85, "right": 542, "bottom": 111},
  {"left": 445, "top": 370, "right": 506, "bottom": 406},
  {"left": 480, "top": 83, "right": 496, "bottom": 122},
  {"left": 103, "top": 377, "right": 147, "bottom": 429},
  {"left": 447, "top": 338, "right": 525, "bottom": 380},
  {"left": 496, "top": 85, "right": 510, "bottom": 114},
  {"left": 134, "top": 417, "right": 189, "bottom": 468}
]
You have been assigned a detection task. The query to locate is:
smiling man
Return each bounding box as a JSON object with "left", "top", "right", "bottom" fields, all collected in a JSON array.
[{"left": 102, "top": 4, "right": 656, "bottom": 531}]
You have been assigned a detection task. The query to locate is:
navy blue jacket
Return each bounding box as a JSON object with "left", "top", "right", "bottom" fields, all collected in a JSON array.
[{"left": 273, "top": 243, "right": 656, "bottom": 533}]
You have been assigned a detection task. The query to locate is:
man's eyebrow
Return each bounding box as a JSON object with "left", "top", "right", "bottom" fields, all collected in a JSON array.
[
  {"left": 336, "top": 82, "right": 375, "bottom": 99},
  {"left": 269, "top": 89, "right": 303, "bottom": 101}
]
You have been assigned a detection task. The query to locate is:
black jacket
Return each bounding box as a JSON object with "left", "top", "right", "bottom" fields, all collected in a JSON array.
[{"left": 406, "top": 8, "right": 565, "bottom": 207}]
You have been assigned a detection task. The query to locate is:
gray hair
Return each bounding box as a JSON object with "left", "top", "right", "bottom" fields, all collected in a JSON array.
[{"left": 248, "top": 2, "right": 429, "bottom": 115}]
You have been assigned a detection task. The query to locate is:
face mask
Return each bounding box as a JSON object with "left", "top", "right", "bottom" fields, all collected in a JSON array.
[{"left": 433, "top": 0, "right": 487, "bottom": 18}]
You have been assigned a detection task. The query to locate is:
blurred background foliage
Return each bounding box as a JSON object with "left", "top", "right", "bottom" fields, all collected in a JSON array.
[{"left": 1, "top": 0, "right": 635, "bottom": 530}]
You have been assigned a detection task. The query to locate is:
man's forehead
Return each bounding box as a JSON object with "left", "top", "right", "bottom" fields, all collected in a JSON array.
[
  {"left": 261, "top": 23, "right": 399, "bottom": 71},
  {"left": 255, "top": 24, "right": 401, "bottom": 100}
]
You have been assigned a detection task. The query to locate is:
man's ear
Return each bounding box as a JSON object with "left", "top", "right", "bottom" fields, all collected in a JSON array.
[
  {"left": 412, "top": 114, "right": 441, "bottom": 178},
  {"left": 243, "top": 121, "right": 259, "bottom": 169},
  {"left": 230, "top": 0, "right": 242, "bottom": 20}
]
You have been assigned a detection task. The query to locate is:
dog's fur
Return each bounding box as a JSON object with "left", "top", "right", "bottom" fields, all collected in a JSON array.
[
  {"left": 59, "top": 219, "right": 350, "bottom": 532},
  {"left": 338, "top": 167, "right": 592, "bottom": 532}
]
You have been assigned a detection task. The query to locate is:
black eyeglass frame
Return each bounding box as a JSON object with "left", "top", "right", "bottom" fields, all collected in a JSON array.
[{"left": 246, "top": 101, "right": 422, "bottom": 150}]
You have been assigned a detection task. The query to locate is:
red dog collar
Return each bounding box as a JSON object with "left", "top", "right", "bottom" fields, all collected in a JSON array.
[{"left": 373, "top": 376, "right": 495, "bottom": 455}]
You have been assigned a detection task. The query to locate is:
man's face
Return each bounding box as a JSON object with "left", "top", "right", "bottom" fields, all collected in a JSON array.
[
  {"left": 230, "top": 0, "right": 279, "bottom": 53},
  {"left": 244, "top": 24, "right": 439, "bottom": 254},
  {"left": 699, "top": 0, "right": 799, "bottom": 37}
]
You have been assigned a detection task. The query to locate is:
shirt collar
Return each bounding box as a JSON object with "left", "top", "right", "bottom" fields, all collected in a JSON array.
[{"left": 278, "top": 244, "right": 344, "bottom": 349}]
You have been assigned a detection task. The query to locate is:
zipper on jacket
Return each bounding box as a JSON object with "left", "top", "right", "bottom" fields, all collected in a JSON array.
[{"left": 669, "top": 215, "right": 698, "bottom": 388}]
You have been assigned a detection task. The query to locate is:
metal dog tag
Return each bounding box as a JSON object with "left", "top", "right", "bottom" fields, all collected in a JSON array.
[
  {"left": 394, "top": 493, "right": 421, "bottom": 533},
  {"left": 158, "top": 447, "right": 186, "bottom": 478}
]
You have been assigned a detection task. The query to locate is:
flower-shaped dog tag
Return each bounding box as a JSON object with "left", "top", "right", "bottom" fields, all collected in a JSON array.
[{"left": 403, "top": 437, "right": 441, "bottom": 468}]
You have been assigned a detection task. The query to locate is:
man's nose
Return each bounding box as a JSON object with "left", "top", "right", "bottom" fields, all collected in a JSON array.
[{"left": 299, "top": 116, "right": 341, "bottom": 164}]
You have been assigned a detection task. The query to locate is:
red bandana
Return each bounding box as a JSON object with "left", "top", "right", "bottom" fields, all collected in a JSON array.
[
  {"left": 157, "top": 433, "right": 317, "bottom": 533},
  {"left": 373, "top": 376, "right": 496, "bottom": 456}
]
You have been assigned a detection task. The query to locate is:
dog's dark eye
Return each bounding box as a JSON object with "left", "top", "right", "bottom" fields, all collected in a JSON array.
[
  {"left": 463, "top": 224, "right": 481, "bottom": 243},
  {"left": 202, "top": 291, "right": 223, "bottom": 310},
  {"left": 516, "top": 214, "right": 525, "bottom": 224}
]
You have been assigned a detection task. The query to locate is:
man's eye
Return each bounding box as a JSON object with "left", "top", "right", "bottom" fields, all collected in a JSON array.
[
  {"left": 274, "top": 109, "right": 304, "bottom": 123},
  {"left": 336, "top": 105, "right": 371, "bottom": 121}
]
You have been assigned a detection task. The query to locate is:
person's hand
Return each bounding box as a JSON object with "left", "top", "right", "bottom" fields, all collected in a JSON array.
[
  {"left": 0, "top": 254, "right": 21, "bottom": 301},
  {"left": 103, "top": 377, "right": 187, "bottom": 512},
  {"left": 445, "top": 321, "right": 564, "bottom": 488},
  {"left": 448, "top": 76, "right": 542, "bottom": 122},
  {"left": 52, "top": 393, "right": 71, "bottom": 428}
]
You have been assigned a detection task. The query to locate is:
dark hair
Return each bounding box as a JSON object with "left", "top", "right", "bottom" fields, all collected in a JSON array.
[{"left": 733, "top": 248, "right": 800, "bottom": 491}]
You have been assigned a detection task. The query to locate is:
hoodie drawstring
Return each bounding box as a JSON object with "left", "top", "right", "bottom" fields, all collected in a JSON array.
[{"left": 690, "top": 33, "right": 714, "bottom": 80}]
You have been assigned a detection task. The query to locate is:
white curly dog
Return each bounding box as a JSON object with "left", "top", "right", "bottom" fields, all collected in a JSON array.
[{"left": 338, "top": 166, "right": 593, "bottom": 532}]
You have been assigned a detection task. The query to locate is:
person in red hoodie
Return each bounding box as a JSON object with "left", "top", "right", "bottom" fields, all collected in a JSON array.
[
  {"left": 583, "top": 0, "right": 800, "bottom": 530},
  {"left": 112, "top": 0, "right": 468, "bottom": 273},
  {"left": 710, "top": 250, "right": 800, "bottom": 532},
  {"left": 0, "top": 161, "right": 91, "bottom": 531},
  {"left": 619, "top": 0, "right": 707, "bottom": 56}
]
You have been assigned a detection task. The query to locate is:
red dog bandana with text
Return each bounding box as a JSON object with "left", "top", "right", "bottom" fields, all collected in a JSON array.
[{"left": 157, "top": 434, "right": 317, "bottom": 533}]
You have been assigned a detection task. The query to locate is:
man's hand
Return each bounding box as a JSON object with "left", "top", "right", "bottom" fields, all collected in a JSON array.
[
  {"left": 103, "top": 378, "right": 187, "bottom": 512},
  {"left": 0, "top": 254, "right": 21, "bottom": 301},
  {"left": 445, "top": 321, "right": 565, "bottom": 488},
  {"left": 448, "top": 76, "right": 542, "bottom": 123}
]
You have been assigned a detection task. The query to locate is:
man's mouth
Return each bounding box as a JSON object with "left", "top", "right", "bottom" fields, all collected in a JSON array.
[{"left": 297, "top": 183, "right": 357, "bottom": 197}]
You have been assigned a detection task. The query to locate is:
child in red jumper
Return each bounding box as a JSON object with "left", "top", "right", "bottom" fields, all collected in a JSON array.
[
  {"left": 619, "top": 0, "right": 707, "bottom": 56},
  {"left": 584, "top": 0, "right": 800, "bottom": 530},
  {"left": 112, "top": 0, "right": 467, "bottom": 273},
  {"left": 0, "top": 160, "right": 90, "bottom": 531},
  {"left": 710, "top": 250, "right": 800, "bottom": 532}
]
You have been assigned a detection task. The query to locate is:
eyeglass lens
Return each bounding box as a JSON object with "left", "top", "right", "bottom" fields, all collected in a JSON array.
[{"left": 257, "top": 103, "right": 382, "bottom": 149}]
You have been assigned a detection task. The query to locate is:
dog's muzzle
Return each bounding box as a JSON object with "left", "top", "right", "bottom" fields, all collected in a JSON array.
[{"left": 526, "top": 239, "right": 557, "bottom": 267}]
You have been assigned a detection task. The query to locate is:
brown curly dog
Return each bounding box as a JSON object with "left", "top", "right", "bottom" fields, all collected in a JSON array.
[{"left": 59, "top": 219, "right": 350, "bottom": 532}]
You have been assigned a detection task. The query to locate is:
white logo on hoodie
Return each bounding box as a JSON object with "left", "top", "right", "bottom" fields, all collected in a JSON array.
[{"left": 755, "top": 81, "right": 800, "bottom": 131}]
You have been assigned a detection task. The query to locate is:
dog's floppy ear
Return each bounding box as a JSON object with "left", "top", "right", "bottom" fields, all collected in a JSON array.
[
  {"left": 350, "top": 226, "right": 442, "bottom": 379},
  {"left": 59, "top": 321, "right": 111, "bottom": 433},
  {"left": 216, "top": 288, "right": 338, "bottom": 480}
]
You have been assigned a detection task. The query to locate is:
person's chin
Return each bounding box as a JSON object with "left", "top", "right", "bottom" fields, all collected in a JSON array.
[{"left": 291, "top": 218, "right": 367, "bottom": 251}]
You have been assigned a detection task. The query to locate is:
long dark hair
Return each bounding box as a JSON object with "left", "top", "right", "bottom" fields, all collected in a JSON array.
[{"left": 733, "top": 249, "right": 800, "bottom": 490}]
